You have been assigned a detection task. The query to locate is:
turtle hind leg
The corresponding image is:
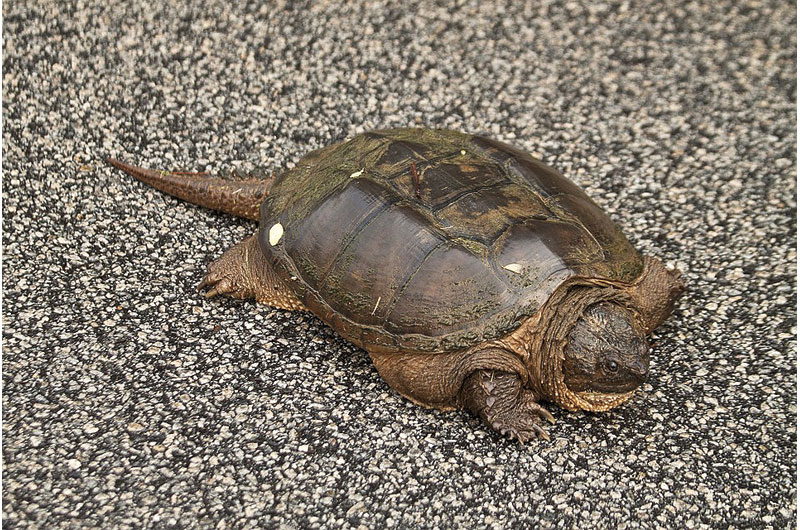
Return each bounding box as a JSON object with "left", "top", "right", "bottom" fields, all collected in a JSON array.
[
  {"left": 458, "top": 370, "right": 555, "bottom": 443},
  {"left": 199, "top": 234, "right": 305, "bottom": 311}
]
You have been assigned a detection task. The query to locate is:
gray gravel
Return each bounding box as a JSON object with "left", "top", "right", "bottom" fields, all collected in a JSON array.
[{"left": 2, "top": 1, "right": 796, "bottom": 528}]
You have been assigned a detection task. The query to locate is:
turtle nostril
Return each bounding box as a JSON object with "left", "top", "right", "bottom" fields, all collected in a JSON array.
[{"left": 634, "top": 361, "right": 649, "bottom": 380}]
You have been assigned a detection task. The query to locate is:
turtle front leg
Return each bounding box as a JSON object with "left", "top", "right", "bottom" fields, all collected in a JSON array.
[
  {"left": 459, "top": 370, "right": 555, "bottom": 442},
  {"left": 198, "top": 234, "right": 305, "bottom": 311}
]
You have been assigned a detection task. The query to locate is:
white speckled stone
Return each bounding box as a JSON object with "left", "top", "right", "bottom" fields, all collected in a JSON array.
[{"left": 2, "top": 1, "right": 795, "bottom": 528}]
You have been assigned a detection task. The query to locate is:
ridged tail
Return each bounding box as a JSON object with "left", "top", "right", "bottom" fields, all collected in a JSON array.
[{"left": 106, "top": 158, "right": 272, "bottom": 221}]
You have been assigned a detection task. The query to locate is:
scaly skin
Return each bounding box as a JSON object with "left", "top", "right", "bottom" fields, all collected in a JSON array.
[
  {"left": 459, "top": 370, "right": 555, "bottom": 442},
  {"left": 198, "top": 235, "right": 305, "bottom": 311},
  {"left": 106, "top": 158, "right": 271, "bottom": 221},
  {"left": 107, "top": 136, "right": 684, "bottom": 443},
  {"left": 107, "top": 159, "right": 303, "bottom": 310}
]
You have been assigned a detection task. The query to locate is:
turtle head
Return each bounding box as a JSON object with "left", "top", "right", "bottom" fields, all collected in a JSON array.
[{"left": 562, "top": 302, "right": 649, "bottom": 394}]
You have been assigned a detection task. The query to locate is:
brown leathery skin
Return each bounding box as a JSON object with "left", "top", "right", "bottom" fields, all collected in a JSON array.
[
  {"left": 198, "top": 235, "right": 305, "bottom": 311},
  {"left": 504, "top": 258, "right": 684, "bottom": 413},
  {"left": 562, "top": 302, "right": 649, "bottom": 394},
  {"left": 109, "top": 128, "right": 684, "bottom": 438},
  {"left": 369, "top": 347, "right": 529, "bottom": 410},
  {"left": 621, "top": 256, "right": 686, "bottom": 333},
  {"left": 107, "top": 158, "right": 271, "bottom": 221},
  {"left": 259, "top": 128, "right": 645, "bottom": 354},
  {"left": 371, "top": 257, "right": 683, "bottom": 420},
  {"left": 458, "top": 370, "right": 555, "bottom": 442}
]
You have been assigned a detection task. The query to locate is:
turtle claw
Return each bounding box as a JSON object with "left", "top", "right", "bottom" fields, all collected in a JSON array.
[
  {"left": 514, "top": 423, "right": 549, "bottom": 445},
  {"left": 462, "top": 371, "right": 556, "bottom": 443},
  {"left": 493, "top": 416, "right": 551, "bottom": 444},
  {"left": 202, "top": 278, "right": 233, "bottom": 299},
  {"left": 532, "top": 423, "right": 550, "bottom": 441},
  {"left": 501, "top": 417, "right": 550, "bottom": 444},
  {"left": 200, "top": 271, "right": 244, "bottom": 300},
  {"left": 197, "top": 244, "right": 251, "bottom": 300},
  {"left": 486, "top": 391, "right": 554, "bottom": 443},
  {"left": 522, "top": 400, "right": 556, "bottom": 424},
  {"left": 204, "top": 286, "right": 222, "bottom": 298},
  {"left": 193, "top": 235, "right": 305, "bottom": 311}
]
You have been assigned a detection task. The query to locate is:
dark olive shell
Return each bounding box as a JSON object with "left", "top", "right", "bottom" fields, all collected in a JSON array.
[{"left": 258, "top": 128, "right": 643, "bottom": 354}]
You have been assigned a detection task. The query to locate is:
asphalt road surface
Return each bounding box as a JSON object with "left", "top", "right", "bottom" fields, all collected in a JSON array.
[{"left": 3, "top": 1, "right": 796, "bottom": 528}]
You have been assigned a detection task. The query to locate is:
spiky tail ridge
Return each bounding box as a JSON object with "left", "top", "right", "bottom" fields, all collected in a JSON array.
[{"left": 106, "top": 158, "right": 272, "bottom": 221}]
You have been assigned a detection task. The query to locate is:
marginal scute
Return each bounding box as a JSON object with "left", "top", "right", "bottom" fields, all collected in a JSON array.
[{"left": 258, "top": 128, "right": 644, "bottom": 353}]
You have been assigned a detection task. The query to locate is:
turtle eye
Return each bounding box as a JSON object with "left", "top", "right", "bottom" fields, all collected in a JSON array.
[{"left": 605, "top": 360, "right": 619, "bottom": 373}]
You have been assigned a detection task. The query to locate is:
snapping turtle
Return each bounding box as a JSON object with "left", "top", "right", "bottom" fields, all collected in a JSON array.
[{"left": 108, "top": 128, "right": 684, "bottom": 441}]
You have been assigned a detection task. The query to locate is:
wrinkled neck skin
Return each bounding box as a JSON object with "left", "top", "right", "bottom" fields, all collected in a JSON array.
[{"left": 498, "top": 281, "right": 640, "bottom": 412}]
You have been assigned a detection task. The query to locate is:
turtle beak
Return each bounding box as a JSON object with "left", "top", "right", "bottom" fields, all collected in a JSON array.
[{"left": 632, "top": 360, "right": 649, "bottom": 385}]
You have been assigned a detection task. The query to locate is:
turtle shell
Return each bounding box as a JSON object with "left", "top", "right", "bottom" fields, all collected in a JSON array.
[{"left": 258, "top": 128, "right": 643, "bottom": 354}]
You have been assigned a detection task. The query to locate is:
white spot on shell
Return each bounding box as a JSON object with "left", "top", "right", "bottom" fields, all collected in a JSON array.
[
  {"left": 503, "top": 263, "right": 523, "bottom": 274},
  {"left": 269, "top": 223, "right": 284, "bottom": 246},
  {"left": 349, "top": 168, "right": 365, "bottom": 179}
]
